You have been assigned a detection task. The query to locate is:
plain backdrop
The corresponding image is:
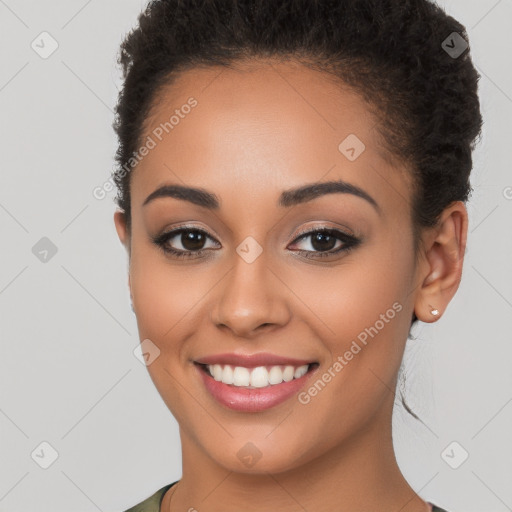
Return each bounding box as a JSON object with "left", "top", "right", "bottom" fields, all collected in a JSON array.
[{"left": 0, "top": 0, "right": 511, "bottom": 511}]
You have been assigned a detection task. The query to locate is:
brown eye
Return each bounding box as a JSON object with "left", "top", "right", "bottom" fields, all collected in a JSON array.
[
  {"left": 309, "top": 231, "right": 338, "bottom": 252},
  {"left": 180, "top": 230, "right": 207, "bottom": 251},
  {"left": 289, "top": 228, "right": 361, "bottom": 259},
  {"left": 152, "top": 227, "right": 220, "bottom": 259}
]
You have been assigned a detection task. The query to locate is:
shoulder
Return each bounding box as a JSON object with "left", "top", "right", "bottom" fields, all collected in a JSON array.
[
  {"left": 429, "top": 503, "right": 450, "bottom": 512},
  {"left": 123, "top": 481, "right": 178, "bottom": 512}
]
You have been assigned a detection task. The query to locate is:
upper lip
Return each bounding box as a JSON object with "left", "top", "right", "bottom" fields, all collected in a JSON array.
[{"left": 194, "top": 352, "right": 316, "bottom": 368}]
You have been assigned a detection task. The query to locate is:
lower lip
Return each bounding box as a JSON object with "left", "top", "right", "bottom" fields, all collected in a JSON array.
[{"left": 195, "top": 363, "right": 318, "bottom": 412}]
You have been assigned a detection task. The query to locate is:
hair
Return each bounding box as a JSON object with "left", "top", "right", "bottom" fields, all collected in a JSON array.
[{"left": 111, "top": 0, "right": 482, "bottom": 415}]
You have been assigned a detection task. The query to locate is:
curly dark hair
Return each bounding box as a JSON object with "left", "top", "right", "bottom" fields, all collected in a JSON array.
[{"left": 112, "top": 0, "right": 482, "bottom": 332}]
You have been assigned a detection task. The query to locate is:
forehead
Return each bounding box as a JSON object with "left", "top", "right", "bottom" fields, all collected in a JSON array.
[{"left": 132, "top": 60, "right": 412, "bottom": 216}]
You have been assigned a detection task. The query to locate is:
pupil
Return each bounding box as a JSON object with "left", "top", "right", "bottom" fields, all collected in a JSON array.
[
  {"left": 182, "top": 231, "right": 204, "bottom": 250},
  {"left": 311, "top": 232, "right": 336, "bottom": 252}
]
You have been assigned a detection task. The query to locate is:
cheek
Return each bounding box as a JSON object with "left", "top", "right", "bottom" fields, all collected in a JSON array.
[
  {"left": 130, "top": 258, "right": 201, "bottom": 336},
  {"left": 128, "top": 247, "right": 206, "bottom": 420},
  {"left": 293, "top": 239, "right": 413, "bottom": 343},
  {"left": 295, "top": 238, "right": 414, "bottom": 397},
  {"left": 291, "top": 263, "right": 411, "bottom": 442}
]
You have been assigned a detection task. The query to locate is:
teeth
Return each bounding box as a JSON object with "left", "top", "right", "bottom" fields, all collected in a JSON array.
[
  {"left": 283, "top": 365, "right": 295, "bottom": 382},
  {"left": 212, "top": 364, "right": 223, "bottom": 381},
  {"left": 268, "top": 366, "right": 283, "bottom": 385},
  {"left": 294, "top": 365, "right": 308, "bottom": 379},
  {"left": 206, "top": 363, "right": 310, "bottom": 388},
  {"left": 250, "top": 366, "right": 269, "bottom": 388},
  {"left": 233, "top": 366, "right": 250, "bottom": 386},
  {"left": 221, "top": 365, "right": 234, "bottom": 385}
]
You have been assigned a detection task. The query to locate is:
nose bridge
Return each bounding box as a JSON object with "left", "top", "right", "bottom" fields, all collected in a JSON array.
[{"left": 210, "top": 240, "right": 289, "bottom": 336}]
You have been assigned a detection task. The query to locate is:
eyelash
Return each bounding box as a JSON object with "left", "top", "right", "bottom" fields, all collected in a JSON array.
[{"left": 151, "top": 225, "right": 361, "bottom": 260}]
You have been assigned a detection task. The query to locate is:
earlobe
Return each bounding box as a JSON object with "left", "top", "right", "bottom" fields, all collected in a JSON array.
[{"left": 413, "top": 201, "right": 468, "bottom": 323}]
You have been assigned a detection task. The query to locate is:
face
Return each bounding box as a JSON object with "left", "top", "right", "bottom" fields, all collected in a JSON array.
[{"left": 115, "top": 60, "right": 428, "bottom": 473}]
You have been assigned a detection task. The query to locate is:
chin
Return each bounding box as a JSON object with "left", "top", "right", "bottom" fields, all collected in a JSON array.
[{"left": 199, "top": 436, "right": 315, "bottom": 475}]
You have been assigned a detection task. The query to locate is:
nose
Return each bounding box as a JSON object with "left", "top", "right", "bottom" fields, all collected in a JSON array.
[{"left": 209, "top": 252, "right": 291, "bottom": 338}]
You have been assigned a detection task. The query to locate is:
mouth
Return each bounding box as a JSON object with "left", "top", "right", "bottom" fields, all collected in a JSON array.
[{"left": 194, "top": 361, "right": 320, "bottom": 412}]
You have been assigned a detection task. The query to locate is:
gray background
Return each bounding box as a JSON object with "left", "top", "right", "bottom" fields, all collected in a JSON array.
[{"left": 0, "top": 0, "right": 511, "bottom": 511}]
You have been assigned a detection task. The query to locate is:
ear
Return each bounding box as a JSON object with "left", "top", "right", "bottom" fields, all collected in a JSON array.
[
  {"left": 413, "top": 201, "right": 468, "bottom": 323},
  {"left": 114, "top": 209, "right": 130, "bottom": 249},
  {"left": 113, "top": 209, "right": 132, "bottom": 297}
]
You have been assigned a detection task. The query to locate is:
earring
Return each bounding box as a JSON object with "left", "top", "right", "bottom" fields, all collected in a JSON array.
[
  {"left": 429, "top": 304, "right": 439, "bottom": 316},
  {"left": 130, "top": 300, "right": 135, "bottom": 313}
]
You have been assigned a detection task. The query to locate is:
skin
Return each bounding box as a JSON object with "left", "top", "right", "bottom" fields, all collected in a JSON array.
[{"left": 114, "top": 59, "right": 467, "bottom": 512}]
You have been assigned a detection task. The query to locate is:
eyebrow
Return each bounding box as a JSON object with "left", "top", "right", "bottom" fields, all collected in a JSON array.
[{"left": 143, "top": 179, "right": 381, "bottom": 214}]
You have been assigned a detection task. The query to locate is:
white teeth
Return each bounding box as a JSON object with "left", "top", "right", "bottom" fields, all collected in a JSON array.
[
  {"left": 268, "top": 365, "right": 283, "bottom": 385},
  {"left": 221, "top": 365, "right": 234, "bottom": 385},
  {"left": 250, "top": 366, "right": 269, "bottom": 388},
  {"left": 294, "top": 365, "right": 308, "bottom": 379},
  {"left": 282, "top": 365, "right": 295, "bottom": 382},
  {"left": 206, "top": 363, "right": 311, "bottom": 388},
  {"left": 213, "top": 364, "right": 223, "bottom": 381},
  {"left": 233, "top": 366, "right": 250, "bottom": 386}
]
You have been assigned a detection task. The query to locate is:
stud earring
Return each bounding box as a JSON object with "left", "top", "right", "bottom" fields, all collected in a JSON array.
[{"left": 429, "top": 304, "right": 439, "bottom": 316}]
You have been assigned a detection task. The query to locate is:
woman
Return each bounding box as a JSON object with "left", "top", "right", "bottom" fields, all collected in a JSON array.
[{"left": 112, "top": 0, "right": 482, "bottom": 510}]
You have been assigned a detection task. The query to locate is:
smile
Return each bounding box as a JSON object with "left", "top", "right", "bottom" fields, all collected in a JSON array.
[{"left": 195, "top": 361, "right": 319, "bottom": 412}]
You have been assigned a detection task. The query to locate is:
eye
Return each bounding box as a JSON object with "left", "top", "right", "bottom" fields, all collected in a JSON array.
[
  {"left": 152, "top": 226, "right": 220, "bottom": 259},
  {"left": 288, "top": 228, "right": 361, "bottom": 259}
]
